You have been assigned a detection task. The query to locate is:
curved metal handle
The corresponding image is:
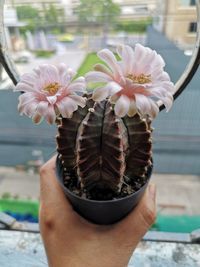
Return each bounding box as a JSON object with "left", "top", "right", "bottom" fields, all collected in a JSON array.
[
  {"left": 159, "top": 0, "right": 200, "bottom": 110},
  {"left": 1, "top": 0, "right": 200, "bottom": 110},
  {"left": 0, "top": 0, "right": 20, "bottom": 85}
]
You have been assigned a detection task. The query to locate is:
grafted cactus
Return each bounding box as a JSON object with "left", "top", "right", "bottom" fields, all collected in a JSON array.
[
  {"left": 13, "top": 44, "right": 174, "bottom": 201},
  {"left": 56, "top": 96, "right": 152, "bottom": 199}
]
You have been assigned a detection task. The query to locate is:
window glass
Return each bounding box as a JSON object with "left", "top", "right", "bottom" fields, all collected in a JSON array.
[
  {"left": 180, "top": 0, "right": 196, "bottom": 6},
  {"left": 1, "top": 0, "right": 200, "bottom": 234},
  {"left": 189, "top": 22, "right": 197, "bottom": 32}
]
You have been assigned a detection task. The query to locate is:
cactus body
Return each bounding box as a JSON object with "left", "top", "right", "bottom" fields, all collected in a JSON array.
[{"left": 57, "top": 97, "right": 152, "bottom": 199}]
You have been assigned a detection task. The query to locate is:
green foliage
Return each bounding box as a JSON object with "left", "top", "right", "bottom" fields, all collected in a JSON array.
[
  {"left": 34, "top": 50, "right": 55, "bottom": 58},
  {"left": 1, "top": 192, "right": 11, "bottom": 199},
  {"left": 16, "top": 5, "right": 41, "bottom": 33},
  {"left": 77, "top": 52, "right": 120, "bottom": 90},
  {"left": 44, "top": 4, "right": 59, "bottom": 24},
  {"left": 13, "top": 194, "right": 19, "bottom": 200},
  {"left": 16, "top": 4, "right": 65, "bottom": 34},
  {"left": 16, "top": 5, "right": 40, "bottom": 21},
  {"left": 75, "top": 0, "right": 120, "bottom": 25},
  {"left": 77, "top": 53, "right": 105, "bottom": 90},
  {"left": 77, "top": 52, "right": 119, "bottom": 77},
  {"left": 77, "top": 53, "right": 100, "bottom": 76},
  {"left": 115, "top": 19, "right": 152, "bottom": 33}
]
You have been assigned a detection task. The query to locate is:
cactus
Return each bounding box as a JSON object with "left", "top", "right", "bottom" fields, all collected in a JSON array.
[
  {"left": 13, "top": 44, "right": 174, "bottom": 200},
  {"left": 56, "top": 96, "right": 152, "bottom": 200},
  {"left": 11, "top": 44, "right": 175, "bottom": 200}
]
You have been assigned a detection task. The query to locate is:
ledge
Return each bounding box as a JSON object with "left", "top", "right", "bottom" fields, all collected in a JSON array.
[{"left": 0, "top": 230, "right": 200, "bottom": 267}]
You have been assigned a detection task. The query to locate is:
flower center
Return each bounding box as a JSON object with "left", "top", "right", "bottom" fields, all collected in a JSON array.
[
  {"left": 43, "top": 82, "right": 60, "bottom": 95},
  {"left": 127, "top": 74, "right": 151, "bottom": 84}
]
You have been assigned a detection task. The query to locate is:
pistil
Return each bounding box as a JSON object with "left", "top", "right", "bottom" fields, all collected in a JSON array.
[{"left": 43, "top": 82, "right": 60, "bottom": 95}]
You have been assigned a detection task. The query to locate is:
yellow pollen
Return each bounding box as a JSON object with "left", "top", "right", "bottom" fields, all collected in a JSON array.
[
  {"left": 127, "top": 74, "right": 151, "bottom": 84},
  {"left": 43, "top": 82, "right": 60, "bottom": 95}
]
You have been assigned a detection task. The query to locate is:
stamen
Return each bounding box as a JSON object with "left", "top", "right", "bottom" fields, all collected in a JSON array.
[
  {"left": 127, "top": 74, "right": 151, "bottom": 84},
  {"left": 43, "top": 82, "right": 60, "bottom": 95}
]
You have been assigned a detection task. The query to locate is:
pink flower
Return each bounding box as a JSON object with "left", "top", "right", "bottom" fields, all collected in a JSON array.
[
  {"left": 86, "top": 44, "right": 174, "bottom": 118},
  {"left": 15, "top": 64, "right": 86, "bottom": 124}
]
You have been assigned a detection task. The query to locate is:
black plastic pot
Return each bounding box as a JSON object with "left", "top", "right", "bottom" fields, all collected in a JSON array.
[{"left": 56, "top": 156, "right": 153, "bottom": 225}]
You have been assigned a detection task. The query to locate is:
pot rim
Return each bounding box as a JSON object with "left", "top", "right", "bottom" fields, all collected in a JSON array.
[{"left": 56, "top": 155, "right": 153, "bottom": 204}]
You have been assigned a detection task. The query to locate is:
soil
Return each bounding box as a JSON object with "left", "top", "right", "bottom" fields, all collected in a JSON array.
[{"left": 62, "top": 168, "right": 151, "bottom": 201}]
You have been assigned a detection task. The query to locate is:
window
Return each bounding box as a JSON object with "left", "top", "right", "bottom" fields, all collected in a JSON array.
[
  {"left": 180, "top": 0, "right": 196, "bottom": 6},
  {"left": 189, "top": 22, "right": 197, "bottom": 32}
]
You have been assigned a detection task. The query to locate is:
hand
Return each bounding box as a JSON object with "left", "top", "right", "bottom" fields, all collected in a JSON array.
[{"left": 39, "top": 156, "right": 156, "bottom": 267}]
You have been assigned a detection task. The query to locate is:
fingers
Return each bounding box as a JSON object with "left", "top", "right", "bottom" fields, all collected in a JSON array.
[
  {"left": 137, "top": 183, "right": 156, "bottom": 228},
  {"left": 114, "top": 183, "right": 156, "bottom": 240},
  {"left": 129, "top": 183, "right": 156, "bottom": 229}
]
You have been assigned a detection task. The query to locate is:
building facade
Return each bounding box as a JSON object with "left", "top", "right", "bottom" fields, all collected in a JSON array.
[
  {"left": 114, "top": 0, "right": 157, "bottom": 20},
  {"left": 153, "top": 0, "right": 197, "bottom": 49}
]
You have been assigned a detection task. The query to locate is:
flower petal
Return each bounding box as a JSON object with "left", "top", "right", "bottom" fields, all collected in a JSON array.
[
  {"left": 114, "top": 95, "right": 130, "bottom": 117},
  {"left": 39, "top": 64, "right": 59, "bottom": 86},
  {"left": 85, "top": 44, "right": 174, "bottom": 117},
  {"left": 148, "top": 99, "right": 160, "bottom": 118},
  {"left": 161, "top": 93, "right": 174, "bottom": 111},
  {"left": 94, "top": 81, "right": 121, "bottom": 100},
  {"left": 94, "top": 63, "right": 113, "bottom": 77},
  {"left": 68, "top": 95, "right": 86, "bottom": 108},
  {"left": 18, "top": 93, "right": 37, "bottom": 115},
  {"left": 110, "top": 94, "right": 120, "bottom": 103},
  {"left": 108, "top": 81, "right": 122, "bottom": 95},
  {"left": 66, "top": 68, "right": 76, "bottom": 78},
  {"left": 58, "top": 63, "right": 68, "bottom": 76},
  {"left": 18, "top": 92, "right": 34, "bottom": 105},
  {"left": 135, "top": 94, "right": 151, "bottom": 114},
  {"left": 32, "top": 112, "right": 42, "bottom": 124},
  {"left": 46, "top": 95, "right": 57, "bottom": 105},
  {"left": 128, "top": 100, "right": 137, "bottom": 117},
  {"left": 68, "top": 81, "right": 86, "bottom": 94},
  {"left": 15, "top": 82, "right": 36, "bottom": 93},
  {"left": 97, "top": 49, "right": 123, "bottom": 78},
  {"left": 117, "top": 45, "right": 134, "bottom": 75},
  {"left": 20, "top": 73, "right": 38, "bottom": 86},
  {"left": 36, "top": 101, "right": 49, "bottom": 116},
  {"left": 44, "top": 105, "right": 56, "bottom": 124},
  {"left": 74, "top": 76, "right": 85, "bottom": 83},
  {"left": 56, "top": 97, "right": 78, "bottom": 118},
  {"left": 92, "top": 86, "right": 109, "bottom": 102},
  {"left": 85, "top": 71, "right": 112, "bottom": 83},
  {"left": 135, "top": 94, "right": 159, "bottom": 118},
  {"left": 23, "top": 102, "right": 38, "bottom": 117}
]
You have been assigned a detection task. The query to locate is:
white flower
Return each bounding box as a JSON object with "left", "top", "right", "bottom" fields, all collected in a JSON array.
[
  {"left": 15, "top": 63, "right": 86, "bottom": 124},
  {"left": 86, "top": 44, "right": 174, "bottom": 118}
]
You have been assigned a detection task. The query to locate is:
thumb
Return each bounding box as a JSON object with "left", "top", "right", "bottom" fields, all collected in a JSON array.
[
  {"left": 131, "top": 183, "right": 156, "bottom": 231},
  {"left": 136, "top": 183, "right": 157, "bottom": 230},
  {"left": 116, "top": 183, "right": 156, "bottom": 241}
]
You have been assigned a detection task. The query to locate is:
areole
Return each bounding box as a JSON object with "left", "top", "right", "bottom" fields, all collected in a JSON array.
[{"left": 0, "top": 0, "right": 200, "bottom": 110}]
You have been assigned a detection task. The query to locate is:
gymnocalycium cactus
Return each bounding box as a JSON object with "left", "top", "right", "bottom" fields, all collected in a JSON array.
[
  {"left": 57, "top": 98, "right": 153, "bottom": 199},
  {"left": 15, "top": 44, "right": 174, "bottom": 200}
]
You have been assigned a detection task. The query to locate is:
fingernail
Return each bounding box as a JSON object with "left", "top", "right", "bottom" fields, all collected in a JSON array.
[{"left": 149, "top": 183, "right": 156, "bottom": 201}]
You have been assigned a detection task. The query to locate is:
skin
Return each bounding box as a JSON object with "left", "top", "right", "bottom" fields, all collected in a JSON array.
[{"left": 39, "top": 156, "right": 156, "bottom": 267}]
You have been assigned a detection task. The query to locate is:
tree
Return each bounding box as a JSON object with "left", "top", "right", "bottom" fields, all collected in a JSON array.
[
  {"left": 44, "top": 4, "right": 59, "bottom": 24},
  {"left": 16, "top": 5, "right": 41, "bottom": 33},
  {"left": 16, "top": 5, "right": 40, "bottom": 21},
  {"left": 75, "top": 0, "right": 120, "bottom": 25}
]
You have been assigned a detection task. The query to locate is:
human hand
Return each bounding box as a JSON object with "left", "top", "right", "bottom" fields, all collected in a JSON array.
[{"left": 39, "top": 156, "right": 156, "bottom": 267}]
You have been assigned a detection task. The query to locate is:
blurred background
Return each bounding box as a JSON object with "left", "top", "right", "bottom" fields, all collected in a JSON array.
[{"left": 0, "top": 0, "right": 200, "bottom": 232}]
